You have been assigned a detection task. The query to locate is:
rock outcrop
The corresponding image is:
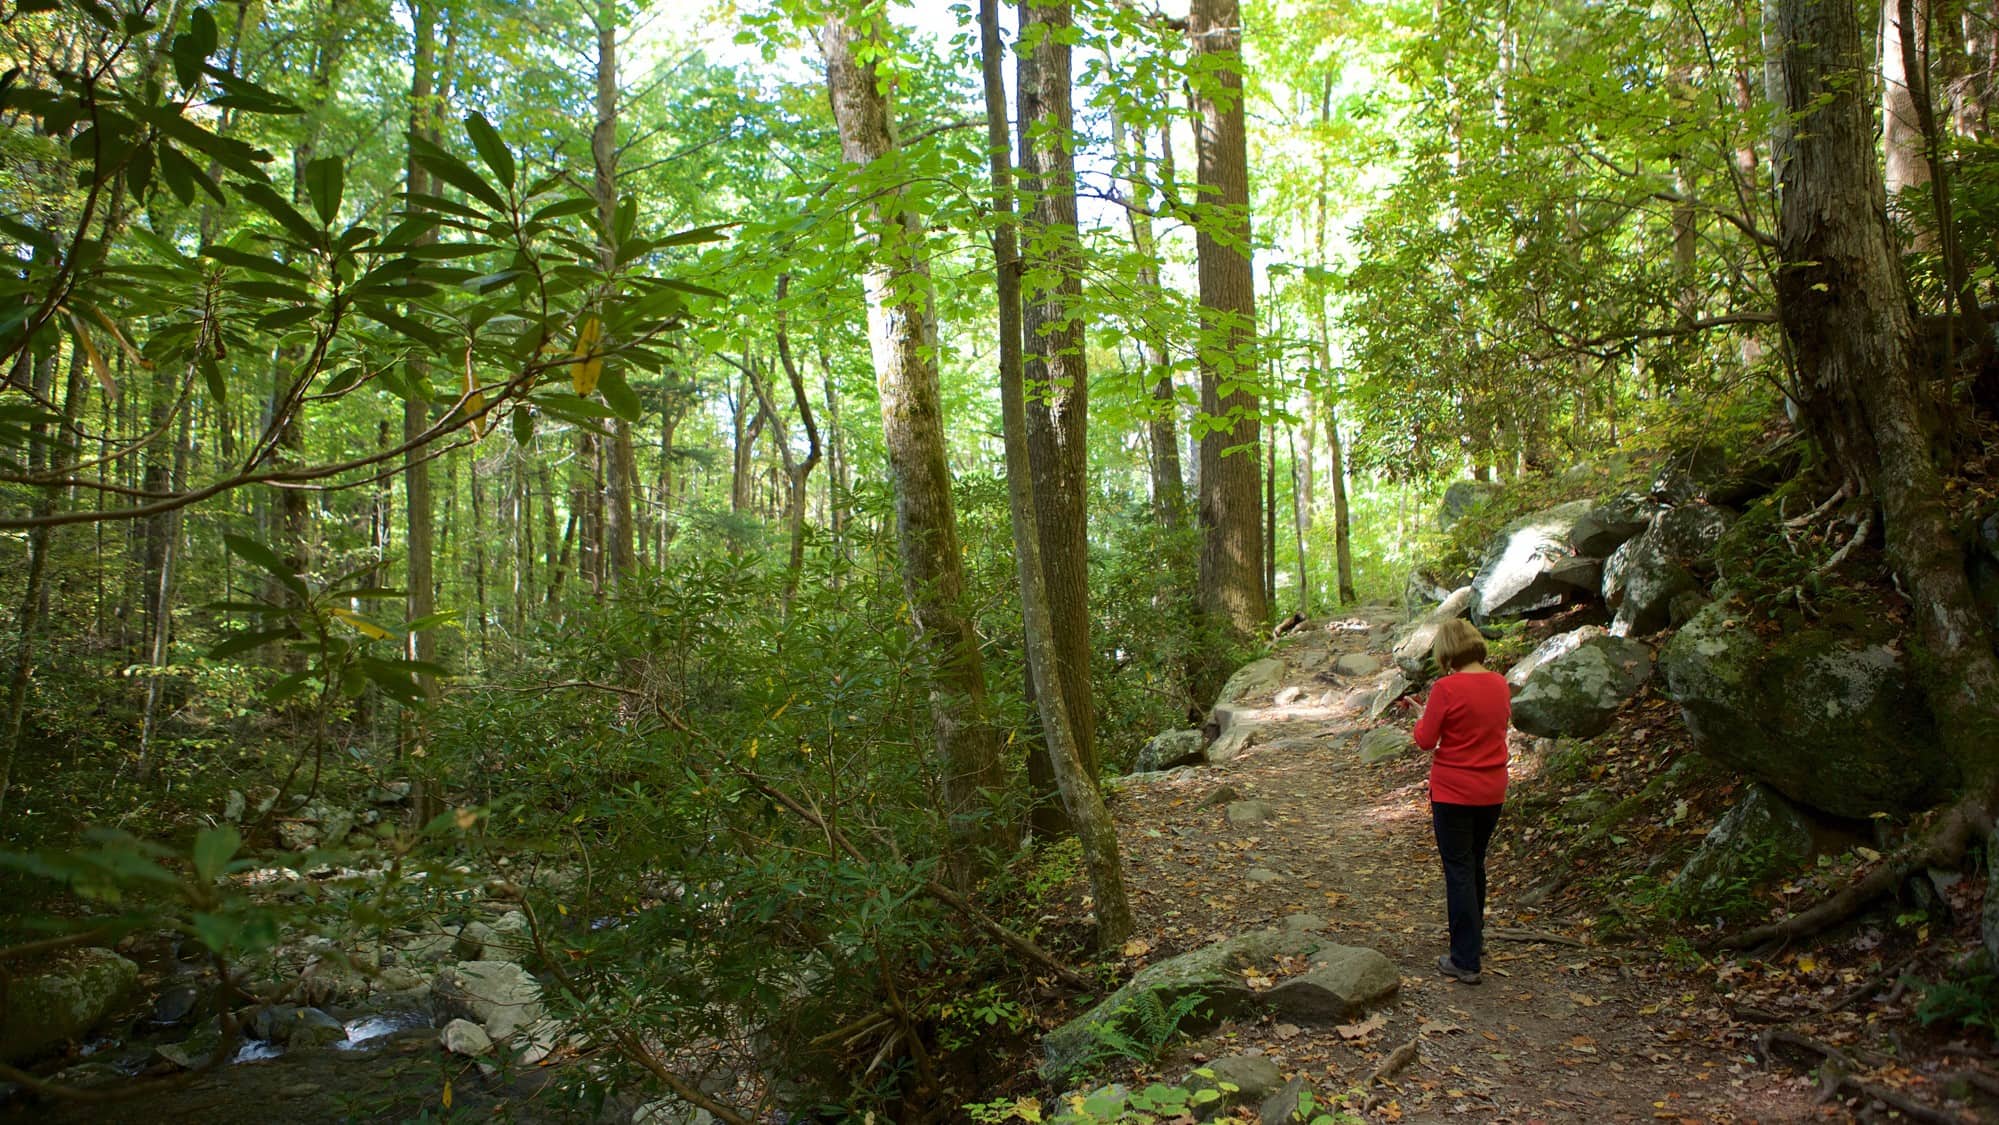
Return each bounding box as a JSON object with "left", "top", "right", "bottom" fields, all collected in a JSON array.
[
  {"left": 0, "top": 947, "right": 139, "bottom": 1064},
  {"left": 1470, "top": 500, "right": 1597, "bottom": 624},
  {"left": 1668, "top": 784, "right": 1817, "bottom": 904},
  {"left": 1507, "top": 628, "right": 1652, "bottom": 739},
  {"left": 1660, "top": 598, "right": 1954, "bottom": 818}
]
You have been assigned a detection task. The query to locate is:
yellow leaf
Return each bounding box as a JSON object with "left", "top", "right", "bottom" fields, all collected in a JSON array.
[
  {"left": 64, "top": 310, "right": 117, "bottom": 399},
  {"left": 571, "top": 316, "right": 604, "bottom": 395},
  {"left": 454, "top": 807, "right": 478, "bottom": 830},
  {"left": 329, "top": 607, "right": 392, "bottom": 640},
  {"left": 442, "top": 1081, "right": 452, "bottom": 1109},
  {"left": 1013, "top": 1096, "right": 1043, "bottom": 1123},
  {"left": 1121, "top": 938, "right": 1151, "bottom": 958},
  {"left": 462, "top": 348, "right": 488, "bottom": 436},
  {"left": 1796, "top": 955, "right": 1817, "bottom": 973}
]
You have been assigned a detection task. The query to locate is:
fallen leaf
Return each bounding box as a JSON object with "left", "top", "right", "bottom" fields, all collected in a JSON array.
[
  {"left": 1337, "top": 1013, "right": 1388, "bottom": 1040},
  {"left": 1122, "top": 938, "right": 1152, "bottom": 958}
]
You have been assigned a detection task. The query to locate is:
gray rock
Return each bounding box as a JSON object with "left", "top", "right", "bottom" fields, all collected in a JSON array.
[
  {"left": 633, "top": 1102, "right": 717, "bottom": 1125},
  {"left": 285, "top": 1007, "right": 347, "bottom": 1050},
  {"left": 1333, "top": 653, "right": 1384, "bottom": 677},
  {"left": 1568, "top": 494, "right": 1654, "bottom": 557},
  {"left": 441, "top": 1017, "right": 493, "bottom": 1056},
  {"left": 1985, "top": 835, "right": 1999, "bottom": 971},
  {"left": 0, "top": 947, "right": 139, "bottom": 1064},
  {"left": 431, "top": 960, "right": 544, "bottom": 1040},
  {"left": 1402, "top": 569, "right": 1454, "bottom": 617},
  {"left": 510, "top": 1016, "right": 567, "bottom": 1065},
  {"left": 454, "top": 920, "right": 498, "bottom": 961},
  {"left": 1206, "top": 726, "right": 1261, "bottom": 763},
  {"left": 1469, "top": 500, "right": 1597, "bottom": 624},
  {"left": 369, "top": 780, "right": 414, "bottom": 805},
  {"left": 1652, "top": 444, "right": 1730, "bottom": 504},
  {"left": 1509, "top": 629, "right": 1653, "bottom": 739},
  {"left": 1186, "top": 1054, "right": 1285, "bottom": 1109},
  {"left": 1137, "top": 729, "right": 1209, "bottom": 774},
  {"left": 1259, "top": 1077, "right": 1311, "bottom": 1125},
  {"left": 1669, "top": 784, "right": 1817, "bottom": 903},
  {"left": 401, "top": 931, "right": 460, "bottom": 966},
  {"left": 1543, "top": 555, "right": 1603, "bottom": 594},
  {"left": 1368, "top": 670, "right": 1413, "bottom": 719},
  {"left": 1607, "top": 506, "right": 1732, "bottom": 636},
  {"left": 1039, "top": 926, "right": 1342, "bottom": 1082},
  {"left": 1660, "top": 598, "right": 1954, "bottom": 817},
  {"left": 151, "top": 982, "right": 199, "bottom": 1025},
  {"left": 1437, "top": 479, "right": 1503, "bottom": 531},
  {"left": 154, "top": 1023, "right": 222, "bottom": 1069},
  {"left": 1217, "top": 658, "right": 1287, "bottom": 706},
  {"left": 1226, "top": 800, "right": 1276, "bottom": 827},
  {"left": 1273, "top": 686, "right": 1305, "bottom": 707},
  {"left": 1392, "top": 587, "right": 1474, "bottom": 676},
  {"left": 1265, "top": 945, "right": 1401, "bottom": 1022},
  {"left": 49, "top": 1061, "right": 126, "bottom": 1089},
  {"left": 1245, "top": 868, "right": 1284, "bottom": 884},
  {"left": 1199, "top": 785, "right": 1241, "bottom": 808},
  {"left": 1357, "top": 727, "right": 1413, "bottom": 763},
  {"left": 223, "top": 789, "right": 247, "bottom": 822}
]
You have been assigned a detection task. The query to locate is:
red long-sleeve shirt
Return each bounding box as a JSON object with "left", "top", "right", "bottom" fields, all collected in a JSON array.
[{"left": 1412, "top": 670, "right": 1511, "bottom": 805}]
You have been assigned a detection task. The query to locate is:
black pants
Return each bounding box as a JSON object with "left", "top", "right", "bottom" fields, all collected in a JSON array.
[{"left": 1432, "top": 801, "right": 1504, "bottom": 972}]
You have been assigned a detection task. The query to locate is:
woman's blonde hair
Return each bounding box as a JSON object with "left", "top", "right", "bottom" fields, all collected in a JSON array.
[{"left": 1430, "top": 618, "right": 1488, "bottom": 673}]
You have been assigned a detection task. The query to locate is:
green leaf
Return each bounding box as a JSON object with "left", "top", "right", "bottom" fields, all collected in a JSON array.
[
  {"left": 462, "top": 112, "right": 515, "bottom": 191},
  {"left": 192, "top": 826, "right": 240, "bottom": 882},
  {"left": 231, "top": 179, "right": 323, "bottom": 249},
  {"left": 304, "top": 156, "right": 343, "bottom": 227},
  {"left": 598, "top": 364, "right": 641, "bottom": 422},
  {"left": 222, "top": 533, "right": 306, "bottom": 597},
  {"left": 529, "top": 196, "right": 597, "bottom": 223},
  {"left": 201, "top": 243, "right": 309, "bottom": 282},
  {"left": 409, "top": 134, "right": 508, "bottom": 214},
  {"left": 511, "top": 404, "right": 534, "bottom": 444}
]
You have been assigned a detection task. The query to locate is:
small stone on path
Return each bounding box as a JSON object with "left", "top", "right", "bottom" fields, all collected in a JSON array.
[
  {"left": 1358, "top": 727, "right": 1414, "bottom": 763},
  {"left": 1199, "top": 785, "right": 1240, "bottom": 808},
  {"left": 1273, "top": 685, "right": 1305, "bottom": 706},
  {"left": 1245, "top": 868, "right": 1283, "bottom": 883},
  {"left": 1226, "top": 799, "right": 1276, "bottom": 826},
  {"left": 1335, "top": 653, "right": 1384, "bottom": 676}
]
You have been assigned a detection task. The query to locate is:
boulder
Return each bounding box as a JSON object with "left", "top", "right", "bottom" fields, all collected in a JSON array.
[
  {"left": 1392, "top": 587, "right": 1473, "bottom": 676},
  {"left": 1265, "top": 945, "right": 1401, "bottom": 1022},
  {"left": 1709, "top": 436, "right": 1806, "bottom": 508},
  {"left": 154, "top": 1022, "right": 223, "bottom": 1069},
  {"left": 440, "top": 1017, "right": 493, "bottom": 1057},
  {"left": 1186, "top": 1054, "right": 1285, "bottom": 1111},
  {"left": 1135, "top": 729, "right": 1208, "bottom": 774},
  {"left": 431, "top": 960, "right": 545, "bottom": 1041},
  {"left": 1402, "top": 569, "right": 1454, "bottom": 617},
  {"left": 1509, "top": 629, "right": 1653, "bottom": 739},
  {"left": 1217, "top": 658, "right": 1286, "bottom": 706},
  {"left": 1333, "top": 653, "right": 1383, "bottom": 677},
  {"left": 0, "top": 947, "right": 139, "bottom": 1064},
  {"left": 1259, "top": 1077, "right": 1312, "bottom": 1125},
  {"left": 1226, "top": 800, "right": 1277, "bottom": 827},
  {"left": 1660, "top": 598, "right": 1954, "bottom": 818},
  {"left": 1607, "top": 505, "right": 1732, "bottom": 636},
  {"left": 1651, "top": 443, "right": 1730, "bottom": 504},
  {"left": 1357, "top": 728, "right": 1413, "bottom": 763},
  {"left": 1437, "top": 479, "right": 1503, "bottom": 531},
  {"left": 1273, "top": 686, "right": 1305, "bottom": 707},
  {"left": 285, "top": 1007, "right": 348, "bottom": 1049},
  {"left": 1039, "top": 923, "right": 1333, "bottom": 1082},
  {"left": 1367, "top": 670, "right": 1412, "bottom": 719},
  {"left": 1469, "top": 500, "right": 1598, "bottom": 624},
  {"left": 1668, "top": 784, "right": 1817, "bottom": 903},
  {"left": 1568, "top": 494, "right": 1654, "bottom": 557}
]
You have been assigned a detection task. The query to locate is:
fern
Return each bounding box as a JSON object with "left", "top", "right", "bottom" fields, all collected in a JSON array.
[{"left": 1063, "top": 989, "right": 1210, "bottom": 1080}]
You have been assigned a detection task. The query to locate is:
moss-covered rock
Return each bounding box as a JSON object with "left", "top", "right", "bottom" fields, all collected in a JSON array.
[
  {"left": 1667, "top": 784, "right": 1817, "bottom": 906},
  {"left": 0, "top": 947, "right": 139, "bottom": 1064},
  {"left": 1660, "top": 597, "right": 1954, "bottom": 818},
  {"left": 1509, "top": 629, "right": 1652, "bottom": 739}
]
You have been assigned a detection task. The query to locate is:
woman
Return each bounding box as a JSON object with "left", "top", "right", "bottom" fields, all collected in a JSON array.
[{"left": 1411, "top": 618, "right": 1510, "bottom": 985}]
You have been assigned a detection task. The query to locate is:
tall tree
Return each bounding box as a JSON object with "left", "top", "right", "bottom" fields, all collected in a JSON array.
[
  {"left": 594, "top": 0, "right": 638, "bottom": 582},
  {"left": 1016, "top": 0, "right": 1096, "bottom": 790},
  {"left": 403, "top": 0, "right": 443, "bottom": 706},
  {"left": 1188, "top": 0, "right": 1266, "bottom": 641},
  {"left": 820, "top": 7, "right": 1002, "bottom": 870},
  {"left": 1110, "top": 89, "right": 1186, "bottom": 529},
  {"left": 981, "top": 0, "right": 1133, "bottom": 946}
]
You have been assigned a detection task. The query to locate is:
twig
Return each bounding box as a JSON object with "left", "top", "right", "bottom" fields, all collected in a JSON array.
[
  {"left": 1783, "top": 486, "right": 1850, "bottom": 530},
  {"left": 1487, "top": 927, "right": 1589, "bottom": 948},
  {"left": 1823, "top": 953, "right": 1919, "bottom": 1016}
]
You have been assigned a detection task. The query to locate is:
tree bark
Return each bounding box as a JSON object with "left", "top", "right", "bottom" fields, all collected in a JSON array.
[
  {"left": 1774, "top": 0, "right": 1999, "bottom": 797},
  {"left": 773, "top": 275, "right": 822, "bottom": 617},
  {"left": 1188, "top": 0, "right": 1267, "bottom": 641},
  {"left": 821, "top": 9, "right": 1003, "bottom": 873},
  {"left": 981, "top": 0, "right": 1134, "bottom": 946},
  {"left": 1016, "top": 0, "right": 1096, "bottom": 784},
  {"left": 594, "top": 0, "right": 637, "bottom": 583},
  {"left": 403, "top": 0, "right": 442, "bottom": 707}
]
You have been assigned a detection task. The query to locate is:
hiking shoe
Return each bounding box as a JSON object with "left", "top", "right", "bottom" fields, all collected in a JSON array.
[{"left": 1437, "top": 954, "right": 1482, "bottom": 985}]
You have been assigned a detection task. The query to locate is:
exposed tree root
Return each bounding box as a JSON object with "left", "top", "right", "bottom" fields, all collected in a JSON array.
[
  {"left": 1756, "top": 1027, "right": 1961, "bottom": 1124},
  {"left": 1710, "top": 800, "right": 1985, "bottom": 952},
  {"left": 1487, "top": 927, "right": 1589, "bottom": 948}
]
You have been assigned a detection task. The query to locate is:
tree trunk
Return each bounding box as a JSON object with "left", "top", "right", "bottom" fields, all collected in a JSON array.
[
  {"left": 1111, "top": 88, "right": 1185, "bottom": 529},
  {"left": 773, "top": 275, "right": 822, "bottom": 615},
  {"left": 981, "top": 0, "right": 1133, "bottom": 946},
  {"left": 1016, "top": 0, "right": 1096, "bottom": 784},
  {"left": 403, "top": 0, "right": 441, "bottom": 708},
  {"left": 1774, "top": 0, "right": 1999, "bottom": 795},
  {"left": 1883, "top": 0, "right": 1932, "bottom": 202},
  {"left": 594, "top": 0, "right": 637, "bottom": 583},
  {"left": 1188, "top": 0, "right": 1266, "bottom": 641},
  {"left": 1287, "top": 423, "right": 1310, "bottom": 616},
  {"left": 821, "top": 10, "right": 1003, "bottom": 873}
]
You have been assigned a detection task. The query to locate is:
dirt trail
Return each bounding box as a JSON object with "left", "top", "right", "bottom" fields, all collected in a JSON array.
[{"left": 1107, "top": 612, "right": 1829, "bottom": 1124}]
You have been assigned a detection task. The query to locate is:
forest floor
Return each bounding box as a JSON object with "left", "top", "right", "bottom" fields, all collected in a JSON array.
[{"left": 1080, "top": 610, "right": 1974, "bottom": 1125}]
